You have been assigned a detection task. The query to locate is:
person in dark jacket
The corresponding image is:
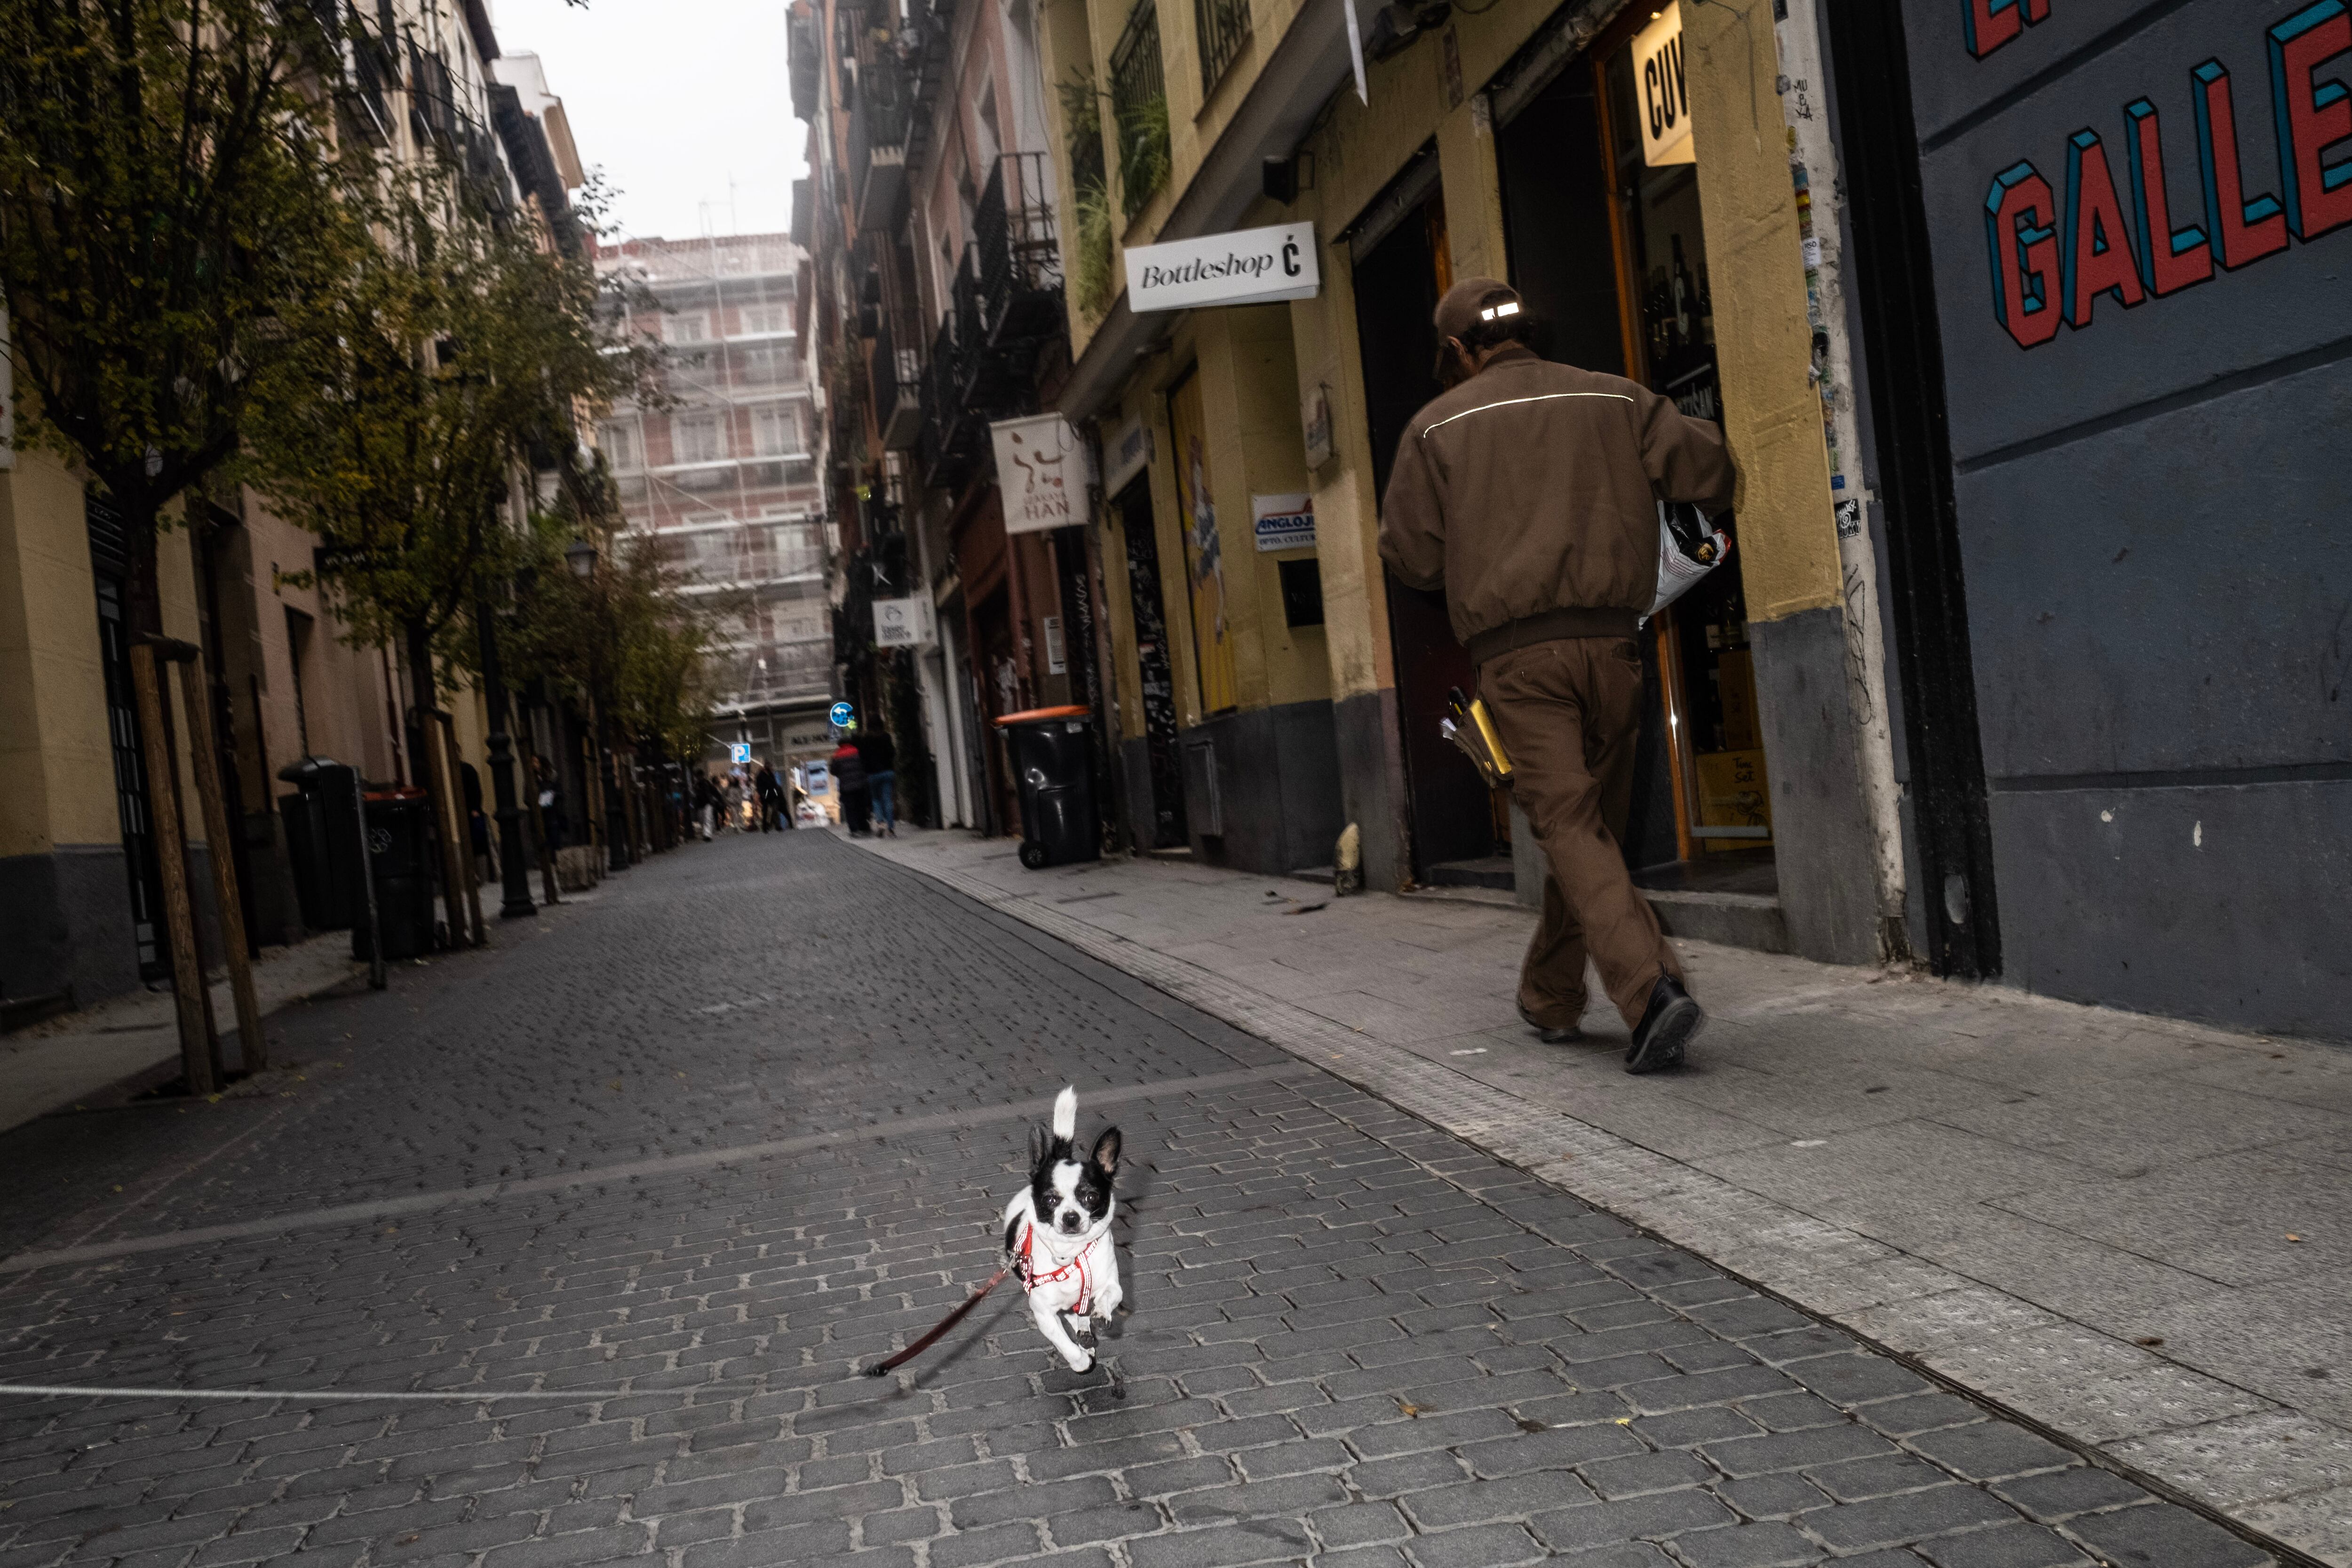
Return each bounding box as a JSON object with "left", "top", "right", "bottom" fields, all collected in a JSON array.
[
  {"left": 1379, "top": 278, "right": 1736, "bottom": 1076},
  {"left": 755, "top": 761, "right": 787, "bottom": 831},
  {"left": 831, "top": 739, "right": 870, "bottom": 836},
  {"left": 859, "top": 727, "right": 899, "bottom": 836}
]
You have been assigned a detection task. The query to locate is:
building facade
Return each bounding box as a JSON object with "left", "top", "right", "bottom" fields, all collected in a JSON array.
[
  {"left": 0, "top": 0, "right": 608, "bottom": 1024},
  {"left": 795, "top": 0, "right": 1104, "bottom": 840},
  {"left": 1002, "top": 0, "right": 2346, "bottom": 1039},
  {"left": 593, "top": 232, "right": 836, "bottom": 773}
]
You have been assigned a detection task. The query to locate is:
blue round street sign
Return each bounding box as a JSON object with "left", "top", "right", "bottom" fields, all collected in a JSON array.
[{"left": 829, "top": 700, "right": 855, "bottom": 728}]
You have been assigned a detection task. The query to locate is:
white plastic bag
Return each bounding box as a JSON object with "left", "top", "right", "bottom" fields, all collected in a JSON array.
[{"left": 1644, "top": 500, "right": 1731, "bottom": 622}]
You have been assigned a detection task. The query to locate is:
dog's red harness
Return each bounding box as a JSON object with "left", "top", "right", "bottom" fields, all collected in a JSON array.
[{"left": 1016, "top": 1222, "right": 1102, "bottom": 1317}]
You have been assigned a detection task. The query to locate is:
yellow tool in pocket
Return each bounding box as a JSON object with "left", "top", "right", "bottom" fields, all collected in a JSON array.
[{"left": 1441, "top": 686, "right": 1514, "bottom": 787}]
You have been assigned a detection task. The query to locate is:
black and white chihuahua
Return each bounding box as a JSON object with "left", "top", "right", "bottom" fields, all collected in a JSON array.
[{"left": 1001, "top": 1087, "right": 1124, "bottom": 1372}]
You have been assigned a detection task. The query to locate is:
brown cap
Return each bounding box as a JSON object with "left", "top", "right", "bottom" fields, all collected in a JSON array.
[{"left": 1433, "top": 277, "right": 1526, "bottom": 343}]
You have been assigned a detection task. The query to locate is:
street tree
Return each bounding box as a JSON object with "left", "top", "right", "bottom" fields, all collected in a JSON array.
[
  {"left": 0, "top": 0, "right": 368, "bottom": 633},
  {"left": 508, "top": 468, "right": 720, "bottom": 850},
  {"left": 243, "top": 159, "right": 655, "bottom": 932}
]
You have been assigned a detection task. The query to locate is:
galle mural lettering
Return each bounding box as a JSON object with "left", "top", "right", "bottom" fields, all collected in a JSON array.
[{"left": 1978, "top": 0, "right": 2351, "bottom": 350}]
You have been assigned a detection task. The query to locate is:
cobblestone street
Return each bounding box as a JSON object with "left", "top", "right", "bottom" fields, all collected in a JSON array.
[{"left": 0, "top": 834, "right": 2278, "bottom": 1568}]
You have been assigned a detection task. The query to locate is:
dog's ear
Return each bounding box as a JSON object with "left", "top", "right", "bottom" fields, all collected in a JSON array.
[
  {"left": 1091, "top": 1125, "right": 1121, "bottom": 1178},
  {"left": 1028, "top": 1124, "right": 1049, "bottom": 1170}
]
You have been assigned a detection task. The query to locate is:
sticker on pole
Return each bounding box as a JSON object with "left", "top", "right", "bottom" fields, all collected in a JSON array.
[{"left": 829, "top": 700, "right": 855, "bottom": 728}]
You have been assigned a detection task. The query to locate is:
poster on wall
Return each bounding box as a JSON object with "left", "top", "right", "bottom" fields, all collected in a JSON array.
[
  {"left": 1168, "top": 374, "right": 1238, "bottom": 716},
  {"left": 1252, "top": 493, "right": 1316, "bottom": 552},
  {"left": 992, "top": 413, "right": 1092, "bottom": 534}
]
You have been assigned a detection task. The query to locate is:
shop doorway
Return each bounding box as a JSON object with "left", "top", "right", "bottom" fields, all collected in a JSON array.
[
  {"left": 1351, "top": 152, "right": 1509, "bottom": 886},
  {"left": 1492, "top": 10, "right": 1778, "bottom": 895},
  {"left": 1115, "top": 478, "right": 1187, "bottom": 849}
]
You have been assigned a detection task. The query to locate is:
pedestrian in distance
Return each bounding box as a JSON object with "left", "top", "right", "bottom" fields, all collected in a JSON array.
[
  {"left": 832, "top": 736, "right": 871, "bottom": 837},
  {"left": 860, "top": 725, "right": 898, "bottom": 837},
  {"left": 720, "top": 771, "right": 745, "bottom": 833},
  {"left": 755, "top": 761, "right": 786, "bottom": 832},
  {"left": 1378, "top": 278, "right": 1735, "bottom": 1075},
  {"left": 694, "top": 771, "right": 719, "bottom": 840}
]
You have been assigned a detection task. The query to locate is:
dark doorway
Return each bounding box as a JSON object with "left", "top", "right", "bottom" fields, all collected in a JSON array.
[
  {"left": 1496, "top": 66, "right": 1627, "bottom": 380},
  {"left": 1495, "top": 57, "right": 1681, "bottom": 876},
  {"left": 1116, "top": 478, "right": 1186, "bottom": 849},
  {"left": 1353, "top": 157, "right": 1499, "bottom": 883},
  {"left": 1820, "top": 0, "right": 2000, "bottom": 978}
]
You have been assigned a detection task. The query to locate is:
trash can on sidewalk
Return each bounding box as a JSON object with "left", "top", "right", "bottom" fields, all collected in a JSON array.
[
  {"left": 358, "top": 789, "right": 437, "bottom": 962},
  {"left": 278, "top": 757, "right": 357, "bottom": 932},
  {"left": 993, "top": 705, "right": 1101, "bottom": 870}
]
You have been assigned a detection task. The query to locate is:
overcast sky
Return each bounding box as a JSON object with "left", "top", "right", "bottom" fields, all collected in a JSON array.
[{"left": 486, "top": 0, "right": 809, "bottom": 243}]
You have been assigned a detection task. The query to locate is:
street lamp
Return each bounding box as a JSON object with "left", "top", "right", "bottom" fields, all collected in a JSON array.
[{"left": 565, "top": 537, "right": 598, "bottom": 580}]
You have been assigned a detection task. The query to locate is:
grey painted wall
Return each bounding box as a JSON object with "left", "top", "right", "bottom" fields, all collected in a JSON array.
[
  {"left": 1184, "top": 699, "right": 1347, "bottom": 876},
  {"left": 1898, "top": 0, "right": 2352, "bottom": 1029},
  {"left": 0, "top": 846, "right": 143, "bottom": 1010},
  {"left": 1750, "top": 607, "right": 1884, "bottom": 966},
  {"left": 1333, "top": 688, "right": 1410, "bottom": 892}
]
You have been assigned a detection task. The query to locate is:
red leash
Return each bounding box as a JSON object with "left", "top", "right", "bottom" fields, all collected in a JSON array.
[{"left": 862, "top": 1267, "right": 1013, "bottom": 1377}]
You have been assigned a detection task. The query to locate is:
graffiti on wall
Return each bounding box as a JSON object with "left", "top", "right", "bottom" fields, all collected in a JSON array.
[{"left": 1980, "top": 0, "right": 2352, "bottom": 349}]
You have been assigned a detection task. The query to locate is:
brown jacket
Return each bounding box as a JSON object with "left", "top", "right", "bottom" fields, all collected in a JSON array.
[{"left": 1377, "top": 344, "right": 1737, "bottom": 665}]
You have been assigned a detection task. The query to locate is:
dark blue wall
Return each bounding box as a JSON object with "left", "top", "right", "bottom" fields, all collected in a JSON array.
[{"left": 1899, "top": 0, "right": 2352, "bottom": 1035}]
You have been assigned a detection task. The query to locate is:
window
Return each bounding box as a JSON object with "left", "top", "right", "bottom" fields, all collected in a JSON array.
[
  {"left": 600, "top": 420, "right": 641, "bottom": 470},
  {"left": 737, "top": 303, "right": 790, "bottom": 336},
  {"left": 1109, "top": 0, "right": 1169, "bottom": 220},
  {"left": 672, "top": 414, "right": 724, "bottom": 464},
  {"left": 737, "top": 344, "right": 786, "bottom": 384},
  {"left": 750, "top": 403, "right": 799, "bottom": 456},
  {"left": 1195, "top": 0, "right": 1251, "bottom": 94},
  {"left": 667, "top": 311, "right": 710, "bottom": 343}
]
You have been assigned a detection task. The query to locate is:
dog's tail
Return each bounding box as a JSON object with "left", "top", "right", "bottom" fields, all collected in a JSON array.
[{"left": 1052, "top": 1085, "right": 1077, "bottom": 1141}]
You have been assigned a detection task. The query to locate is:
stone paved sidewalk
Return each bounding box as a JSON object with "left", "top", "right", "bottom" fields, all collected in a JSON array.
[
  {"left": 0, "top": 933, "right": 366, "bottom": 1136},
  {"left": 866, "top": 828, "right": 2352, "bottom": 1566},
  {"left": 0, "top": 833, "right": 2287, "bottom": 1568}
]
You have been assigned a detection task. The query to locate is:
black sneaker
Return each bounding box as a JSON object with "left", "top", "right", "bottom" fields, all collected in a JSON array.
[
  {"left": 1518, "top": 1002, "right": 1583, "bottom": 1044},
  {"left": 1625, "top": 975, "right": 1704, "bottom": 1074}
]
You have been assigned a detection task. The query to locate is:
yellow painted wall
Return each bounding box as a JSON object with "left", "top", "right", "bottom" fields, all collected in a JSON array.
[
  {"left": 0, "top": 451, "right": 103, "bottom": 856},
  {"left": 1683, "top": 0, "right": 1841, "bottom": 622}
]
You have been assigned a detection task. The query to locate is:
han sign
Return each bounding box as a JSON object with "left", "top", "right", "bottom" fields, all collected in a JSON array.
[
  {"left": 1127, "top": 222, "right": 1320, "bottom": 312},
  {"left": 993, "top": 413, "right": 1089, "bottom": 534}
]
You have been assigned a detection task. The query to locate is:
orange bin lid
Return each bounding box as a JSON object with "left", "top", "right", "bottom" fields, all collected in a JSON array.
[{"left": 992, "top": 704, "right": 1090, "bottom": 728}]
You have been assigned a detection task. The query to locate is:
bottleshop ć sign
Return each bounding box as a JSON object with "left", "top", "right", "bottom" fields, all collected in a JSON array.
[{"left": 1128, "top": 222, "right": 1320, "bottom": 312}]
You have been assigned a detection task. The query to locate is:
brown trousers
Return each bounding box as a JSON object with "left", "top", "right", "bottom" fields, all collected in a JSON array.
[{"left": 1479, "top": 636, "right": 1684, "bottom": 1030}]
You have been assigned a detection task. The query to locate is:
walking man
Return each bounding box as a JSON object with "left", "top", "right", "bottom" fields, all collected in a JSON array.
[
  {"left": 860, "top": 725, "right": 898, "bottom": 837},
  {"left": 755, "top": 761, "right": 786, "bottom": 832},
  {"left": 1378, "top": 279, "right": 1735, "bottom": 1074}
]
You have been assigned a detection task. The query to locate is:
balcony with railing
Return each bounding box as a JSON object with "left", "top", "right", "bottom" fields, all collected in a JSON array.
[
  {"left": 847, "top": 55, "right": 912, "bottom": 231},
  {"left": 974, "top": 153, "right": 1063, "bottom": 354},
  {"left": 917, "top": 256, "right": 999, "bottom": 491},
  {"left": 870, "top": 312, "right": 924, "bottom": 452}
]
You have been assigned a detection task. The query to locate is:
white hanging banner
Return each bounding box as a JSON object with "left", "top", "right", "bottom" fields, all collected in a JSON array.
[
  {"left": 992, "top": 412, "right": 1091, "bottom": 534},
  {"left": 872, "top": 595, "right": 936, "bottom": 648},
  {"left": 1343, "top": 0, "right": 1367, "bottom": 105}
]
